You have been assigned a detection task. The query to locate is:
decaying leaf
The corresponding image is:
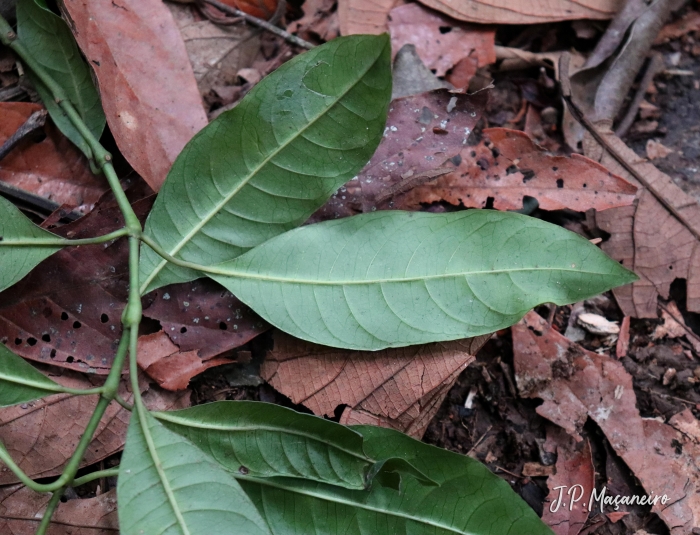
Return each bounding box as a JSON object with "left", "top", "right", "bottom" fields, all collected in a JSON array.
[
  {"left": 61, "top": 0, "right": 208, "bottom": 191},
  {"left": 415, "top": 0, "right": 623, "bottom": 24},
  {"left": 396, "top": 128, "right": 637, "bottom": 212},
  {"left": 0, "top": 367, "right": 188, "bottom": 485},
  {"left": 0, "top": 102, "right": 106, "bottom": 210},
  {"left": 653, "top": 301, "right": 700, "bottom": 353},
  {"left": 262, "top": 331, "right": 489, "bottom": 438},
  {"left": 338, "top": 0, "right": 399, "bottom": 35},
  {"left": 512, "top": 311, "right": 700, "bottom": 534},
  {"left": 0, "top": 486, "right": 118, "bottom": 534},
  {"left": 388, "top": 3, "right": 495, "bottom": 78},
  {"left": 287, "top": 0, "right": 339, "bottom": 42},
  {"left": 542, "top": 427, "right": 594, "bottom": 535}
]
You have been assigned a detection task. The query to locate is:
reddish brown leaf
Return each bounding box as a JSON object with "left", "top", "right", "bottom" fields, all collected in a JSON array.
[
  {"left": 512, "top": 311, "right": 700, "bottom": 534},
  {"left": 654, "top": 10, "right": 700, "bottom": 43},
  {"left": 415, "top": 0, "right": 622, "bottom": 24},
  {"left": 388, "top": 3, "right": 495, "bottom": 78},
  {"left": 205, "top": 0, "right": 277, "bottom": 20},
  {"left": 542, "top": 427, "right": 595, "bottom": 535},
  {"left": 262, "top": 332, "right": 489, "bottom": 438},
  {"left": 0, "top": 367, "right": 188, "bottom": 485},
  {"left": 0, "top": 486, "right": 118, "bottom": 534},
  {"left": 398, "top": 128, "right": 637, "bottom": 212},
  {"left": 0, "top": 102, "right": 106, "bottom": 210},
  {"left": 287, "top": 0, "right": 339, "bottom": 42},
  {"left": 615, "top": 316, "right": 630, "bottom": 358},
  {"left": 61, "top": 0, "right": 208, "bottom": 191},
  {"left": 338, "top": 0, "right": 400, "bottom": 36}
]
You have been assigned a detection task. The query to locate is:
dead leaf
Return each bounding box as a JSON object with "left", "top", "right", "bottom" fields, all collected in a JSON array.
[
  {"left": 655, "top": 10, "right": 700, "bottom": 43},
  {"left": 415, "top": 0, "right": 623, "bottom": 24},
  {"left": 542, "top": 427, "right": 594, "bottom": 535},
  {"left": 513, "top": 311, "right": 700, "bottom": 534},
  {"left": 653, "top": 301, "right": 700, "bottom": 353},
  {"left": 287, "top": 0, "right": 339, "bottom": 42},
  {"left": 615, "top": 316, "right": 630, "bottom": 358},
  {"left": 577, "top": 312, "right": 619, "bottom": 335},
  {"left": 606, "top": 511, "right": 630, "bottom": 523},
  {"left": 0, "top": 486, "right": 118, "bottom": 534},
  {"left": 61, "top": 0, "right": 208, "bottom": 191},
  {"left": 388, "top": 3, "right": 495, "bottom": 78},
  {"left": 338, "top": 0, "right": 399, "bottom": 35},
  {"left": 522, "top": 462, "right": 555, "bottom": 477},
  {"left": 397, "top": 128, "right": 637, "bottom": 212},
  {"left": 0, "top": 366, "right": 188, "bottom": 485},
  {"left": 262, "top": 331, "right": 489, "bottom": 438},
  {"left": 645, "top": 139, "right": 673, "bottom": 160},
  {"left": 204, "top": 0, "right": 277, "bottom": 20},
  {"left": 0, "top": 102, "right": 106, "bottom": 211}
]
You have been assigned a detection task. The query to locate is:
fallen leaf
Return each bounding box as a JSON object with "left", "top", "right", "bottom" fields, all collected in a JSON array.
[
  {"left": 204, "top": 0, "right": 277, "bottom": 20},
  {"left": 0, "top": 486, "right": 118, "bottom": 534},
  {"left": 522, "top": 462, "right": 555, "bottom": 477},
  {"left": 0, "top": 102, "right": 106, "bottom": 211},
  {"left": 0, "top": 366, "right": 188, "bottom": 485},
  {"left": 338, "top": 0, "right": 399, "bottom": 35},
  {"left": 653, "top": 301, "right": 700, "bottom": 353},
  {"left": 654, "top": 10, "right": 700, "bottom": 43},
  {"left": 415, "top": 0, "right": 623, "bottom": 24},
  {"left": 542, "top": 427, "right": 594, "bottom": 535},
  {"left": 262, "top": 331, "right": 489, "bottom": 438},
  {"left": 645, "top": 139, "right": 673, "bottom": 160},
  {"left": 577, "top": 312, "right": 619, "bottom": 335},
  {"left": 513, "top": 311, "right": 700, "bottom": 534},
  {"left": 606, "top": 511, "right": 630, "bottom": 523},
  {"left": 287, "top": 0, "right": 339, "bottom": 42},
  {"left": 615, "top": 316, "right": 630, "bottom": 358},
  {"left": 61, "top": 0, "right": 208, "bottom": 191},
  {"left": 397, "top": 128, "right": 637, "bottom": 212},
  {"left": 387, "top": 3, "right": 495, "bottom": 78}
]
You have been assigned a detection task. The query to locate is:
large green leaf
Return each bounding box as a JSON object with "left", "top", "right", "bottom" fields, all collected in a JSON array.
[
  {"left": 139, "top": 34, "right": 392, "bottom": 294},
  {"left": 0, "top": 195, "right": 63, "bottom": 292},
  {"left": 0, "top": 343, "right": 64, "bottom": 406},
  {"left": 155, "top": 401, "right": 433, "bottom": 491},
  {"left": 238, "top": 424, "right": 554, "bottom": 535},
  {"left": 210, "top": 210, "right": 638, "bottom": 350},
  {"left": 118, "top": 408, "right": 272, "bottom": 535},
  {"left": 16, "top": 0, "right": 105, "bottom": 159}
]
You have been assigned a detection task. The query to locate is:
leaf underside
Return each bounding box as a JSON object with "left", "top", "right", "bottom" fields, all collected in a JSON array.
[
  {"left": 0, "top": 343, "right": 63, "bottom": 406},
  {"left": 16, "top": 0, "right": 105, "bottom": 159},
  {"left": 138, "top": 34, "right": 392, "bottom": 294},
  {"left": 211, "top": 210, "right": 637, "bottom": 350}
]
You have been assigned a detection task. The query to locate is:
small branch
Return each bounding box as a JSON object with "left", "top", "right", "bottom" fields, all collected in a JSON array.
[
  {"left": 615, "top": 52, "right": 665, "bottom": 137},
  {"left": 0, "top": 109, "right": 47, "bottom": 162},
  {"left": 200, "top": 0, "right": 314, "bottom": 50},
  {"left": 1, "top": 227, "right": 129, "bottom": 247},
  {"left": 72, "top": 468, "right": 120, "bottom": 488},
  {"left": 374, "top": 168, "right": 453, "bottom": 205},
  {"left": 34, "top": 489, "right": 64, "bottom": 535},
  {"left": 0, "top": 181, "right": 83, "bottom": 221}
]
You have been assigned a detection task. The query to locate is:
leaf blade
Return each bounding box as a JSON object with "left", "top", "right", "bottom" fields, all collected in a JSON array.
[
  {"left": 139, "top": 34, "right": 392, "bottom": 294},
  {"left": 211, "top": 210, "right": 638, "bottom": 350},
  {"left": 0, "top": 343, "right": 63, "bottom": 406}
]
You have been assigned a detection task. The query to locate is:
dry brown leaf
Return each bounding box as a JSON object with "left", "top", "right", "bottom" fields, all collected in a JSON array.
[
  {"left": 388, "top": 3, "right": 495, "bottom": 78},
  {"left": 590, "top": 132, "right": 700, "bottom": 317},
  {"left": 262, "top": 331, "right": 489, "bottom": 438},
  {"left": 61, "top": 0, "right": 208, "bottom": 191},
  {"left": 398, "top": 128, "right": 637, "bottom": 212},
  {"left": 0, "top": 102, "right": 106, "bottom": 211},
  {"left": 542, "top": 427, "right": 594, "bottom": 535},
  {"left": 0, "top": 486, "right": 118, "bottom": 534},
  {"left": 513, "top": 311, "right": 700, "bottom": 534},
  {"left": 287, "top": 0, "right": 339, "bottom": 42},
  {"left": 645, "top": 139, "right": 673, "bottom": 160},
  {"left": 654, "top": 9, "right": 700, "bottom": 43},
  {"left": 416, "top": 0, "right": 623, "bottom": 24},
  {"left": 338, "top": 0, "right": 400, "bottom": 35},
  {"left": 615, "top": 315, "right": 630, "bottom": 358},
  {"left": 0, "top": 367, "right": 188, "bottom": 485},
  {"left": 653, "top": 301, "right": 700, "bottom": 353}
]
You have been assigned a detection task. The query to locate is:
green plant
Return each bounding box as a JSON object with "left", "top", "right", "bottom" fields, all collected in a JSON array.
[{"left": 0, "top": 4, "right": 636, "bottom": 534}]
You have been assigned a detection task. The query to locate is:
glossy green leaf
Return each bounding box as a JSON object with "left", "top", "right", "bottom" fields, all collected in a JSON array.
[
  {"left": 17, "top": 0, "right": 105, "bottom": 159},
  {"left": 155, "top": 401, "right": 435, "bottom": 490},
  {"left": 139, "top": 34, "right": 392, "bottom": 294},
  {"left": 210, "top": 210, "right": 638, "bottom": 350},
  {"left": 0, "top": 195, "right": 63, "bottom": 292},
  {"left": 238, "top": 424, "right": 554, "bottom": 535},
  {"left": 118, "top": 408, "right": 272, "bottom": 535},
  {"left": 0, "top": 343, "right": 64, "bottom": 406}
]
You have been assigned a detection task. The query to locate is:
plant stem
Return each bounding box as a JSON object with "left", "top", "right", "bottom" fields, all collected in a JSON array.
[
  {"left": 72, "top": 468, "right": 120, "bottom": 488},
  {"left": 34, "top": 488, "right": 64, "bottom": 535},
  {"left": 1, "top": 227, "right": 129, "bottom": 247}
]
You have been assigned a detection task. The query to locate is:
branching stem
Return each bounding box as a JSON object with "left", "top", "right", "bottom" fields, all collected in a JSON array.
[{"left": 1, "top": 227, "right": 129, "bottom": 247}]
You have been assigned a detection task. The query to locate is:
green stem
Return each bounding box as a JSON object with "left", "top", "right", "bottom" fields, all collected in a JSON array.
[
  {"left": 1, "top": 227, "right": 129, "bottom": 247},
  {"left": 72, "top": 468, "right": 120, "bottom": 488},
  {"left": 139, "top": 234, "right": 236, "bottom": 278},
  {"left": 34, "top": 488, "right": 64, "bottom": 535}
]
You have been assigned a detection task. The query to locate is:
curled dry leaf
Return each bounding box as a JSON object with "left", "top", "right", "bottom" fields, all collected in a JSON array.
[
  {"left": 61, "top": 0, "right": 208, "bottom": 191},
  {"left": 0, "top": 367, "right": 189, "bottom": 485},
  {"left": 262, "top": 331, "right": 489, "bottom": 438},
  {"left": 654, "top": 9, "right": 700, "bottom": 43},
  {"left": 397, "top": 128, "right": 637, "bottom": 212},
  {"left": 388, "top": 3, "right": 495, "bottom": 78},
  {"left": 0, "top": 102, "right": 106, "bottom": 210},
  {"left": 576, "top": 312, "right": 619, "bottom": 335},
  {"left": 542, "top": 427, "right": 594, "bottom": 535},
  {"left": 287, "top": 0, "right": 339, "bottom": 42},
  {"left": 512, "top": 311, "right": 700, "bottom": 534},
  {"left": 415, "top": 0, "right": 623, "bottom": 24},
  {"left": 0, "top": 486, "right": 118, "bottom": 534},
  {"left": 338, "top": 0, "right": 399, "bottom": 35}
]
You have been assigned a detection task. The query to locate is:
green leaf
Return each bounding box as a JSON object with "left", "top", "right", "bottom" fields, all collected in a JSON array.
[
  {"left": 210, "top": 210, "right": 638, "bottom": 350},
  {"left": 0, "top": 195, "right": 63, "bottom": 292},
  {"left": 139, "top": 34, "right": 392, "bottom": 294},
  {"left": 0, "top": 343, "right": 64, "bottom": 406},
  {"left": 16, "top": 0, "right": 105, "bottom": 159},
  {"left": 239, "top": 424, "right": 554, "bottom": 535},
  {"left": 118, "top": 408, "right": 272, "bottom": 535}
]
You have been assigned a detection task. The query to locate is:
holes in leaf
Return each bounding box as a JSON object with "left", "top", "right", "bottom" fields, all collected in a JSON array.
[
  {"left": 42, "top": 334, "right": 51, "bottom": 343},
  {"left": 180, "top": 327, "right": 187, "bottom": 334},
  {"left": 100, "top": 313, "right": 109, "bottom": 323},
  {"left": 50, "top": 349, "right": 56, "bottom": 359},
  {"left": 66, "top": 356, "right": 74, "bottom": 363},
  {"left": 556, "top": 179, "right": 564, "bottom": 188},
  {"left": 27, "top": 337, "right": 37, "bottom": 346},
  {"left": 61, "top": 312, "right": 69, "bottom": 321},
  {"left": 14, "top": 338, "right": 22, "bottom": 345},
  {"left": 219, "top": 322, "right": 228, "bottom": 330},
  {"left": 73, "top": 321, "right": 81, "bottom": 329}
]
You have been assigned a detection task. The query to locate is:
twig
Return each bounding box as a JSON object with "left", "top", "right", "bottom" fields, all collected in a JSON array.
[
  {"left": 0, "top": 181, "right": 82, "bottom": 221},
  {"left": 0, "top": 84, "right": 25, "bottom": 101},
  {"left": 200, "top": 0, "right": 314, "bottom": 50},
  {"left": 0, "top": 108, "right": 46, "bottom": 162},
  {"left": 494, "top": 466, "right": 522, "bottom": 479},
  {"left": 615, "top": 52, "right": 665, "bottom": 137},
  {"left": 657, "top": 301, "right": 700, "bottom": 347},
  {"left": 467, "top": 424, "right": 493, "bottom": 455},
  {"left": 374, "top": 168, "right": 453, "bottom": 205}
]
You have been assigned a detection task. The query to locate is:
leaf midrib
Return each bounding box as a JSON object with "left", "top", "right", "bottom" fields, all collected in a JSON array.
[{"left": 141, "top": 46, "right": 386, "bottom": 293}]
